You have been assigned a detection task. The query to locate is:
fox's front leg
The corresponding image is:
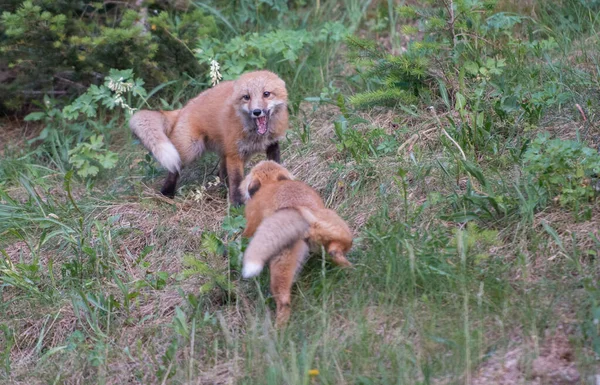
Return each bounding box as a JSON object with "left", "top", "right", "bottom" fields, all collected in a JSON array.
[
  {"left": 266, "top": 142, "right": 280, "bottom": 163},
  {"left": 328, "top": 242, "right": 353, "bottom": 268},
  {"left": 225, "top": 156, "right": 245, "bottom": 205}
]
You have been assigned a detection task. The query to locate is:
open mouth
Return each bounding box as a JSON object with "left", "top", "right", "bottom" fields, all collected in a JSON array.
[{"left": 254, "top": 115, "right": 268, "bottom": 135}]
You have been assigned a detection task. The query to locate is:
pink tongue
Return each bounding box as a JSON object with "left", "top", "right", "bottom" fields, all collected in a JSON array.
[{"left": 257, "top": 116, "right": 267, "bottom": 135}]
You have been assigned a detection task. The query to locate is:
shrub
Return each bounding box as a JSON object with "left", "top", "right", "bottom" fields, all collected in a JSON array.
[
  {"left": 23, "top": 69, "right": 148, "bottom": 181},
  {"left": 0, "top": 1, "right": 216, "bottom": 112},
  {"left": 195, "top": 21, "right": 348, "bottom": 104},
  {"left": 523, "top": 133, "right": 600, "bottom": 207}
]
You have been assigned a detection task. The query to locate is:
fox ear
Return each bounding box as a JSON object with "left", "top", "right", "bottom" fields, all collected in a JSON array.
[
  {"left": 248, "top": 179, "right": 261, "bottom": 197},
  {"left": 277, "top": 173, "right": 290, "bottom": 181},
  {"left": 276, "top": 168, "right": 294, "bottom": 181}
]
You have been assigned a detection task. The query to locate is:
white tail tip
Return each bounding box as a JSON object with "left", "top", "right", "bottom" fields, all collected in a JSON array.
[
  {"left": 156, "top": 142, "right": 181, "bottom": 173},
  {"left": 242, "top": 262, "right": 264, "bottom": 278}
]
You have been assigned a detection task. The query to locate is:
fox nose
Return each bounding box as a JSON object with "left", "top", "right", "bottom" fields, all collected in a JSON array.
[{"left": 252, "top": 109, "right": 262, "bottom": 117}]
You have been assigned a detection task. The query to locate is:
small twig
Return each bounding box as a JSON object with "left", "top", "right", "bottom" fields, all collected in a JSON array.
[
  {"left": 428, "top": 106, "right": 467, "bottom": 160},
  {"left": 54, "top": 75, "right": 86, "bottom": 90},
  {"left": 454, "top": 32, "right": 493, "bottom": 46},
  {"left": 159, "top": 26, "right": 197, "bottom": 58},
  {"left": 20, "top": 91, "right": 68, "bottom": 95},
  {"left": 160, "top": 359, "right": 174, "bottom": 385},
  {"left": 150, "top": 194, "right": 178, "bottom": 206},
  {"left": 428, "top": 106, "right": 488, "bottom": 195},
  {"left": 443, "top": 0, "right": 457, "bottom": 48},
  {"left": 575, "top": 103, "right": 595, "bottom": 140},
  {"left": 575, "top": 103, "right": 587, "bottom": 122},
  {"left": 188, "top": 318, "right": 195, "bottom": 383},
  {"left": 397, "top": 127, "right": 438, "bottom": 155}
]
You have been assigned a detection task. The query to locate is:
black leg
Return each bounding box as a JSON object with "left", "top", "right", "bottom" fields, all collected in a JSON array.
[
  {"left": 225, "top": 159, "right": 244, "bottom": 206},
  {"left": 219, "top": 157, "right": 229, "bottom": 187},
  {"left": 160, "top": 171, "right": 179, "bottom": 198},
  {"left": 229, "top": 169, "right": 243, "bottom": 206},
  {"left": 266, "top": 142, "right": 281, "bottom": 163}
]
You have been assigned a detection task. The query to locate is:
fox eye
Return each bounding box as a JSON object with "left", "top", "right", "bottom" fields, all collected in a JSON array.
[
  {"left": 242, "top": 95, "right": 250, "bottom": 101},
  {"left": 263, "top": 91, "right": 271, "bottom": 97}
]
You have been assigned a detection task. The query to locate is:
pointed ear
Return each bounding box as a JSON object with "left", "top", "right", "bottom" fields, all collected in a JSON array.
[
  {"left": 276, "top": 168, "right": 294, "bottom": 181},
  {"left": 277, "top": 173, "right": 290, "bottom": 181},
  {"left": 248, "top": 179, "right": 261, "bottom": 197}
]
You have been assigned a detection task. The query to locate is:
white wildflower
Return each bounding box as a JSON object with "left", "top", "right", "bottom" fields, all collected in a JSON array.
[
  {"left": 210, "top": 59, "right": 222, "bottom": 87},
  {"left": 106, "top": 76, "right": 137, "bottom": 116},
  {"left": 191, "top": 186, "right": 207, "bottom": 202},
  {"left": 207, "top": 176, "right": 221, "bottom": 188}
]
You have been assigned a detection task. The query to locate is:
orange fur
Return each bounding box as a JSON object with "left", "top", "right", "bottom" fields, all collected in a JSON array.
[
  {"left": 129, "top": 71, "right": 288, "bottom": 203},
  {"left": 240, "top": 161, "right": 353, "bottom": 327}
]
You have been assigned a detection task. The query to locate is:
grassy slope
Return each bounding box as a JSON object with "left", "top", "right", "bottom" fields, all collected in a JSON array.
[{"left": 2, "top": 3, "right": 600, "bottom": 385}]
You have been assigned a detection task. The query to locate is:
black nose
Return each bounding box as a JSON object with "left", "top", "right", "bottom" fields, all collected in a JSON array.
[{"left": 252, "top": 109, "right": 262, "bottom": 117}]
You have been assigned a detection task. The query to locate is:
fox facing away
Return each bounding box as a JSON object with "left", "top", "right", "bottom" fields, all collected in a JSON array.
[
  {"left": 239, "top": 161, "right": 353, "bottom": 326},
  {"left": 129, "top": 70, "right": 289, "bottom": 204}
]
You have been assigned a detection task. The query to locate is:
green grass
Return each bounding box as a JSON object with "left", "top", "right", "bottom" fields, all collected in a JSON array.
[{"left": 2, "top": 0, "right": 600, "bottom": 384}]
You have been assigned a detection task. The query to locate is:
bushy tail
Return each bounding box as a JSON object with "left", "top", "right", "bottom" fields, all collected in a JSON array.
[
  {"left": 129, "top": 110, "right": 181, "bottom": 173},
  {"left": 242, "top": 209, "right": 309, "bottom": 278}
]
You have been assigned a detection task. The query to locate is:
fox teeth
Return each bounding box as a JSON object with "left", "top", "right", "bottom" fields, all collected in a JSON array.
[{"left": 257, "top": 116, "right": 268, "bottom": 135}]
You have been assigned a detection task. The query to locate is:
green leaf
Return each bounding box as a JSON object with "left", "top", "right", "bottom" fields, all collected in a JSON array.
[
  {"left": 461, "top": 160, "right": 488, "bottom": 188},
  {"left": 97, "top": 152, "right": 118, "bottom": 169},
  {"left": 222, "top": 215, "right": 246, "bottom": 233},
  {"left": 455, "top": 92, "right": 466, "bottom": 111},
  {"left": 24, "top": 111, "right": 46, "bottom": 121},
  {"left": 464, "top": 61, "right": 479, "bottom": 76},
  {"left": 78, "top": 164, "right": 99, "bottom": 177}
]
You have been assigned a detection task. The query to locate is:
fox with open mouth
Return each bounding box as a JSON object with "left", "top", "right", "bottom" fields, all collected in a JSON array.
[{"left": 129, "top": 70, "right": 289, "bottom": 204}]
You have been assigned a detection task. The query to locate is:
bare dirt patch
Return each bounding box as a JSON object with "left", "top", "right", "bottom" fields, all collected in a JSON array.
[
  {"left": 0, "top": 118, "right": 44, "bottom": 156},
  {"left": 473, "top": 328, "right": 583, "bottom": 385}
]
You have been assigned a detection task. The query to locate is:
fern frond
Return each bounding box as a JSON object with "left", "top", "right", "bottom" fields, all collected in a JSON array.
[
  {"left": 349, "top": 89, "right": 417, "bottom": 108},
  {"left": 346, "top": 35, "right": 385, "bottom": 61}
]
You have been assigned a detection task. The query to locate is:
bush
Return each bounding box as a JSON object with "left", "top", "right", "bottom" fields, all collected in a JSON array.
[
  {"left": 0, "top": 1, "right": 217, "bottom": 112},
  {"left": 22, "top": 69, "right": 148, "bottom": 181},
  {"left": 523, "top": 133, "right": 600, "bottom": 208},
  {"left": 345, "top": 0, "right": 594, "bottom": 121}
]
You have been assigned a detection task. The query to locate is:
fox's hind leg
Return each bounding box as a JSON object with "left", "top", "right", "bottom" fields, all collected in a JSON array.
[
  {"left": 160, "top": 171, "right": 179, "bottom": 198},
  {"left": 164, "top": 135, "right": 205, "bottom": 198},
  {"left": 269, "top": 240, "right": 309, "bottom": 327},
  {"left": 219, "top": 156, "right": 228, "bottom": 187}
]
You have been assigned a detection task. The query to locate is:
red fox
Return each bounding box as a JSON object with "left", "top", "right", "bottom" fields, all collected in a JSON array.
[
  {"left": 239, "top": 161, "right": 353, "bottom": 326},
  {"left": 129, "top": 70, "right": 289, "bottom": 204}
]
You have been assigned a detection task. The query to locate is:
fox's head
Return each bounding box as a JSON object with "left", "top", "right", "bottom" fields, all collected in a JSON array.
[
  {"left": 233, "top": 71, "right": 288, "bottom": 136},
  {"left": 298, "top": 207, "right": 353, "bottom": 254},
  {"left": 239, "top": 160, "right": 294, "bottom": 202}
]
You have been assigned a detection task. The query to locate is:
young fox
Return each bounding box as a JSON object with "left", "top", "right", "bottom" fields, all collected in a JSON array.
[
  {"left": 129, "top": 70, "right": 288, "bottom": 204},
  {"left": 239, "top": 161, "right": 353, "bottom": 326}
]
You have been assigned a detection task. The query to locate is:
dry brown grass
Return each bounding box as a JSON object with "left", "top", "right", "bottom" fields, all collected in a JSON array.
[{"left": 0, "top": 118, "right": 43, "bottom": 157}]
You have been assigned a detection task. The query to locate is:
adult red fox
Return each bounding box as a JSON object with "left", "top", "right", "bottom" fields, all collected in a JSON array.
[
  {"left": 239, "top": 161, "right": 353, "bottom": 326},
  {"left": 129, "top": 70, "right": 288, "bottom": 204}
]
